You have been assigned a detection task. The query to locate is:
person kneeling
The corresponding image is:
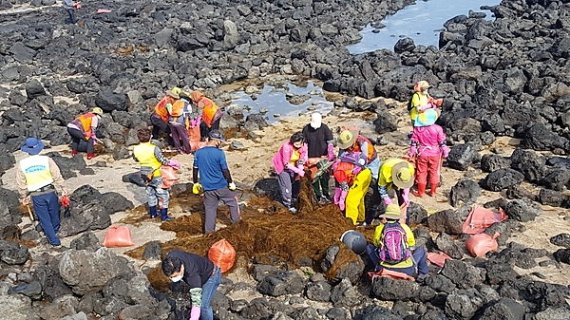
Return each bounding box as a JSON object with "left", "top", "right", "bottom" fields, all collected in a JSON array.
[{"left": 366, "top": 204, "right": 429, "bottom": 282}]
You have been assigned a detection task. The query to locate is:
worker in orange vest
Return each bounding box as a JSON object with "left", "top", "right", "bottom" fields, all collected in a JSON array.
[
  {"left": 190, "top": 91, "right": 223, "bottom": 141},
  {"left": 66, "top": 107, "right": 103, "bottom": 160},
  {"left": 151, "top": 87, "right": 181, "bottom": 143}
]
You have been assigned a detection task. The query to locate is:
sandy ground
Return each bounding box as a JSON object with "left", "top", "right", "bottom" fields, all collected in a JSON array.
[{"left": 2, "top": 91, "right": 569, "bottom": 286}]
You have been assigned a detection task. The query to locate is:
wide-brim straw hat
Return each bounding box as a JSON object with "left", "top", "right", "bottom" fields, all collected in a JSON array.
[
  {"left": 337, "top": 130, "right": 358, "bottom": 150},
  {"left": 391, "top": 161, "right": 414, "bottom": 189},
  {"left": 378, "top": 203, "right": 402, "bottom": 220},
  {"left": 415, "top": 108, "right": 440, "bottom": 127}
]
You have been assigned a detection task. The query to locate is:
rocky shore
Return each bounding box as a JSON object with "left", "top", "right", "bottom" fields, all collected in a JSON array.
[{"left": 0, "top": 0, "right": 569, "bottom": 319}]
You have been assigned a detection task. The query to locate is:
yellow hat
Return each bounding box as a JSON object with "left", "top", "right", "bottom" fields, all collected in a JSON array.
[
  {"left": 92, "top": 107, "right": 103, "bottom": 115},
  {"left": 391, "top": 161, "right": 414, "bottom": 189},
  {"left": 337, "top": 130, "right": 358, "bottom": 150},
  {"left": 379, "top": 204, "right": 401, "bottom": 220},
  {"left": 166, "top": 87, "right": 181, "bottom": 99}
]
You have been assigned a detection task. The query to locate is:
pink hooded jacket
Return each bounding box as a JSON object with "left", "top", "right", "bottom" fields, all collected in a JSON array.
[
  {"left": 272, "top": 141, "right": 308, "bottom": 174},
  {"left": 410, "top": 124, "right": 446, "bottom": 157}
]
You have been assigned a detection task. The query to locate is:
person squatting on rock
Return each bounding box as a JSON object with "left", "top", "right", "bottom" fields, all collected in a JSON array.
[
  {"left": 408, "top": 123, "right": 450, "bottom": 197},
  {"left": 302, "top": 112, "right": 335, "bottom": 204},
  {"left": 162, "top": 250, "right": 222, "bottom": 320},
  {"left": 337, "top": 130, "right": 381, "bottom": 224},
  {"left": 378, "top": 158, "right": 415, "bottom": 223},
  {"left": 151, "top": 87, "right": 180, "bottom": 144},
  {"left": 192, "top": 130, "right": 240, "bottom": 234},
  {"left": 168, "top": 98, "right": 192, "bottom": 154},
  {"left": 272, "top": 132, "right": 308, "bottom": 214},
  {"left": 16, "top": 138, "right": 69, "bottom": 247},
  {"left": 366, "top": 203, "right": 429, "bottom": 282},
  {"left": 63, "top": 0, "right": 79, "bottom": 24},
  {"left": 190, "top": 91, "right": 223, "bottom": 141},
  {"left": 133, "top": 128, "right": 179, "bottom": 221},
  {"left": 66, "top": 107, "right": 103, "bottom": 160},
  {"left": 332, "top": 151, "right": 370, "bottom": 225}
]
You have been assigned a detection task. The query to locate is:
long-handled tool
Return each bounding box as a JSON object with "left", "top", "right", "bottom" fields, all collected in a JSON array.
[{"left": 26, "top": 205, "right": 34, "bottom": 222}]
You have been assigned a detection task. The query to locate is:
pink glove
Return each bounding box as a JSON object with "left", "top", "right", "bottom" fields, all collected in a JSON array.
[
  {"left": 297, "top": 166, "right": 305, "bottom": 177},
  {"left": 333, "top": 187, "right": 343, "bottom": 205},
  {"left": 189, "top": 306, "right": 200, "bottom": 320},
  {"left": 407, "top": 147, "right": 417, "bottom": 159},
  {"left": 401, "top": 188, "right": 410, "bottom": 206},
  {"left": 351, "top": 166, "right": 362, "bottom": 177},
  {"left": 338, "top": 189, "right": 348, "bottom": 211},
  {"left": 168, "top": 159, "right": 181, "bottom": 170},
  {"left": 383, "top": 196, "right": 392, "bottom": 206},
  {"left": 327, "top": 144, "right": 335, "bottom": 161},
  {"left": 441, "top": 145, "right": 450, "bottom": 158},
  {"left": 287, "top": 164, "right": 302, "bottom": 175}
]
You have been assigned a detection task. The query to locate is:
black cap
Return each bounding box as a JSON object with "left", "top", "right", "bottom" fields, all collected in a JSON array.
[{"left": 209, "top": 130, "right": 225, "bottom": 141}]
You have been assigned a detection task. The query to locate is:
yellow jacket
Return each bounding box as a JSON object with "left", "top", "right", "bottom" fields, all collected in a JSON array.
[
  {"left": 373, "top": 222, "right": 415, "bottom": 268},
  {"left": 409, "top": 92, "right": 430, "bottom": 122}
]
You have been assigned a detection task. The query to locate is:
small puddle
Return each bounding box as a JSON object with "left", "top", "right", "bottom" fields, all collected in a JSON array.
[
  {"left": 347, "top": 0, "right": 500, "bottom": 54},
  {"left": 230, "top": 80, "right": 333, "bottom": 123}
]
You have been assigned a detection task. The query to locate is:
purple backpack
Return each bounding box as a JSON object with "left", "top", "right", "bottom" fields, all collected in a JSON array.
[{"left": 378, "top": 222, "right": 411, "bottom": 265}]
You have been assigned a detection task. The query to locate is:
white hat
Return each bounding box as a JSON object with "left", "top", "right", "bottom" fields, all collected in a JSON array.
[{"left": 310, "top": 112, "right": 322, "bottom": 129}]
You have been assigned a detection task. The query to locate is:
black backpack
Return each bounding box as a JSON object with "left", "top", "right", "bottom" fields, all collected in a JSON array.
[{"left": 407, "top": 92, "right": 420, "bottom": 112}]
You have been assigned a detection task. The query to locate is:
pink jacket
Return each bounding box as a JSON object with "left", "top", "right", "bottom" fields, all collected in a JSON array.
[
  {"left": 410, "top": 124, "right": 446, "bottom": 157},
  {"left": 272, "top": 141, "right": 308, "bottom": 174}
]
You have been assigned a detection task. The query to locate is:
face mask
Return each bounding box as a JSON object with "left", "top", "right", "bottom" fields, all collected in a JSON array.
[{"left": 170, "top": 274, "right": 183, "bottom": 283}]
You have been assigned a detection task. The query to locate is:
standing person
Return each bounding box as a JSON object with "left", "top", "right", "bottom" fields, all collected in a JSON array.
[
  {"left": 407, "top": 124, "right": 450, "bottom": 197},
  {"left": 377, "top": 158, "right": 415, "bottom": 223},
  {"left": 337, "top": 130, "right": 381, "bottom": 223},
  {"left": 367, "top": 203, "right": 429, "bottom": 282},
  {"left": 408, "top": 80, "right": 443, "bottom": 126},
  {"left": 192, "top": 130, "right": 240, "bottom": 234},
  {"left": 16, "top": 138, "right": 68, "bottom": 247},
  {"left": 168, "top": 99, "right": 192, "bottom": 154},
  {"left": 151, "top": 87, "right": 181, "bottom": 143},
  {"left": 133, "top": 128, "right": 179, "bottom": 221},
  {"left": 66, "top": 107, "right": 103, "bottom": 160},
  {"left": 190, "top": 91, "right": 223, "bottom": 141},
  {"left": 272, "top": 132, "right": 308, "bottom": 213},
  {"left": 63, "top": 0, "right": 79, "bottom": 24},
  {"left": 162, "top": 250, "right": 221, "bottom": 320},
  {"left": 179, "top": 91, "right": 202, "bottom": 152},
  {"left": 302, "top": 112, "right": 335, "bottom": 204}
]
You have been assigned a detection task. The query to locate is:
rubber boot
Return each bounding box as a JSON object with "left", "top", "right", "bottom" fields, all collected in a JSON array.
[
  {"left": 160, "top": 208, "right": 174, "bottom": 221},
  {"left": 148, "top": 206, "right": 158, "bottom": 219},
  {"left": 429, "top": 184, "right": 438, "bottom": 197},
  {"left": 413, "top": 183, "right": 426, "bottom": 198},
  {"left": 87, "top": 153, "right": 96, "bottom": 160}
]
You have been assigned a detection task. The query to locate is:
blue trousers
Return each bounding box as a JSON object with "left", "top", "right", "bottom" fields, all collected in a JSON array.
[
  {"left": 31, "top": 191, "right": 61, "bottom": 246},
  {"left": 200, "top": 266, "right": 221, "bottom": 320},
  {"left": 366, "top": 244, "right": 429, "bottom": 277}
]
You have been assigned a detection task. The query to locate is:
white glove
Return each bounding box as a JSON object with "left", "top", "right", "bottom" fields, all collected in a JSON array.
[
  {"left": 228, "top": 182, "right": 237, "bottom": 191},
  {"left": 357, "top": 158, "right": 366, "bottom": 166}
]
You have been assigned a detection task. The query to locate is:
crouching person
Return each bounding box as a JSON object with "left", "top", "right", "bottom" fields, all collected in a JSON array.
[
  {"left": 162, "top": 250, "right": 222, "bottom": 320},
  {"left": 366, "top": 204, "right": 429, "bottom": 282},
  {"left": 133, "top": 128, "right": 179, "bottom": 221}
]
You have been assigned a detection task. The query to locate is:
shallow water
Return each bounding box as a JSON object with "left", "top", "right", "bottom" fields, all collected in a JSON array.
[
  {"left": 347, "top": 0, "right": 501, "bottom": 54},
  {"left": 230, "top": 81, "right": 334, "bottom": 123}
]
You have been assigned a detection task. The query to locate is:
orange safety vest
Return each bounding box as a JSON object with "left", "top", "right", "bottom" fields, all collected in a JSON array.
[
  {"left": 154, "top": 96, "right": 174, "bottom": 122},
  {"left": 199, "top": 97, "right": 219, "bottom": 128},
  {"left": 170, "top": 100, "right": 185, "bottom": 118},
  {"left": 74, "top": 112, "right": 97, "bottom": 133},
  {"left": 348, "top": 135, "right": 377, "bottom": 163}
]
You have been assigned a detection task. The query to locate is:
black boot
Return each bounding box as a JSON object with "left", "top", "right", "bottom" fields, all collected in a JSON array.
[{"left": 160, "top": 208, "right": 174, "bottom": 221}]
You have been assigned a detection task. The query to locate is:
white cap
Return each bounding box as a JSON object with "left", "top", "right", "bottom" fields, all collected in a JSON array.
[{"left": 310, "top": 112, "right": 322, "bottom": 129}]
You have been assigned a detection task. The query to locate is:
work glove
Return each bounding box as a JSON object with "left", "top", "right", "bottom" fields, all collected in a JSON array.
[
  {"left": 357, "top": 158, "right": 366, "bottom": 167},
  {"left": 84, "top": 131, "right": 92, "bottom": 141},
  {"left": 228, "top": 182, "right": 237, "bottom": 191},
  {"left": 407, "top": 147, "right": 417, "bottom": 160},
  {"left": 327, "top": 144, "right": 336, "bottom": 161},
  {"left": 401, "top": 188, "right": 410, "bottom": 206},
  {"left": 338, "top": 190, "right": 348, "bottom": 211},
  {"left": 440, "top": 145, "right": 450, "bottom": 158},
  {"left": 297, "top": 167, "right": 305, "bottom": 177},
  {"left": 382, "top": 195, "right": 392, "bottom": 206},
  {"left": 168, "top": 159, "right": 181, "bottom": 170},
  {"left": 316, "top": 159, "right": 329, "bottom": 170},
  {"left": 20, "top": 197, "right": 31, "bottom": 206},
  {"left": 59, "top": 195, "right": 71, "bottom": 208},
  {"left": 192, "top": 183, "right": 202, "bottom": 195},
  {"left": 189, "top": 306, "right": 201, "bottom": 320},
  {"left": 339, "top": 182, "right": 349, "bottom": 192}
]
